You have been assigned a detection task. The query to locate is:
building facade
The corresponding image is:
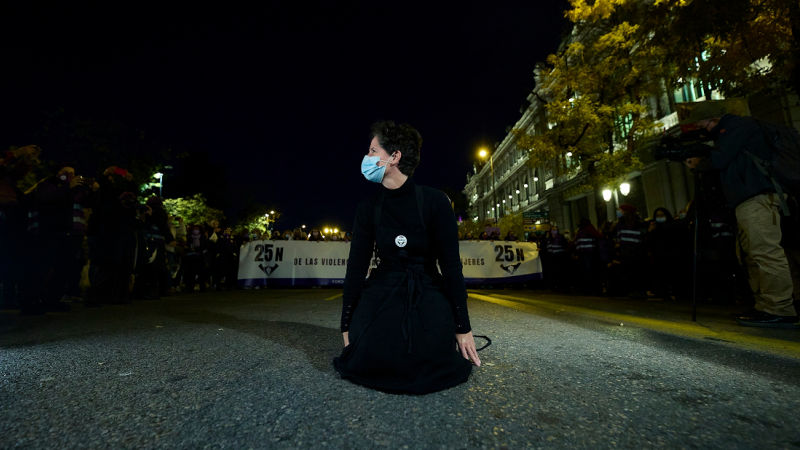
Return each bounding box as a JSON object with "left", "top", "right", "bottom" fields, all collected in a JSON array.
[{"left": 463, "top": 74, "right": 800, "bottom": 236}]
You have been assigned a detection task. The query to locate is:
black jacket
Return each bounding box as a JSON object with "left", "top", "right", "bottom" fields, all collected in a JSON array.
[{"left": 698, "top": 114, "right": 776, "bottom": 208}]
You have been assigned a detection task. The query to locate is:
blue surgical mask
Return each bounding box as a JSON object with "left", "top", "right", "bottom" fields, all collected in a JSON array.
[
  {"left": 616, "top": 211, "right": 623, "bottom": 218},
  {"left": 679, "top": 213, "right": 687, "bottom": 219},
  {"left": 361, "top": 153, "right": 394, "bottom": 183},
  {"left": 656, "top": 217, "right": 667, "bottom": 223}
]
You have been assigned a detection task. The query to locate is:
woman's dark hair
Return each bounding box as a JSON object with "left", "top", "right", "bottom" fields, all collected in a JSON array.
[
  {"left": 370, "top": 121, "right": 422, "bottom": 177},
  {"left": 578, "top": 217, "right": 593, "bottom": 229},
  {"left": 479, "top": 231, "right": 489, "bottom": 240},
  {"left": 652, "top": 207, "right": 674, "bottom": 223}
]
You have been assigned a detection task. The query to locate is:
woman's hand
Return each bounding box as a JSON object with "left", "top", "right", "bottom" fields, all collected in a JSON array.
[
  {"left": 456, "top": 331, "right": 481, "bottom": 367},
  {"left": 343, "top": 331, "right": 350, "bottom": 347}
]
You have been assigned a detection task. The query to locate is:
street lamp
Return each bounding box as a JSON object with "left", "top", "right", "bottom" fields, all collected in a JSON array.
[
  {"left": 153, "top": 172, "right": 163, "bottom": 197},
  {"left": 620, "top": 182, "right": 631, "bottom": 196},
  {"left": 478, "top": 148, "right": 496, "bottom": 220},
  {"left": 602, "top": 189, "right": 613, "bottom": 202}
]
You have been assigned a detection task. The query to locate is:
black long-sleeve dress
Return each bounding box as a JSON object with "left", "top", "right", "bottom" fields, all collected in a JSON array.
[{"left": 332, "top": 177, "right": 473, "bottom": 394}]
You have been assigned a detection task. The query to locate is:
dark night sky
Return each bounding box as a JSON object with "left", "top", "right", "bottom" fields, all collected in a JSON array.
[{"left": 3, "top": 2, "right": 570, "bottom": 231}]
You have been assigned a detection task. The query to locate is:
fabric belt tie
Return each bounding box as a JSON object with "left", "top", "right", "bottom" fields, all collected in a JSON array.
[{"left": 400, "top": 262, "right": 429, "bottom": 354}]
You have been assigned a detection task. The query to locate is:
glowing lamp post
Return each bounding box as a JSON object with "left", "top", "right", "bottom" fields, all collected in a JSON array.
[{"left": 153, "top": 172, "right": 163, "bottom": 197}]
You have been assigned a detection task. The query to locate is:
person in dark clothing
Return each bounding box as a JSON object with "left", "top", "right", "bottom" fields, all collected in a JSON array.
[
  {"left": 546, "top": 226, "right": 570, "bottom": 292},
  {"left": 85, "top": 192, "right": 141, "bottom": 306},
  {"left": 597, "top": 221, "right": 617, "bottom": 295},
  {"left": 211, "top": 227, "right": 239, "bottom": 290},
  {"left": 612, "top": 204, "right": 649, "bottom": 300},
  {"left": 0, "top": 145, "right": 38, "bottom": 309},
  {"left": 183, "top": 225, "right": 209, "bottom": 292},
  {"left": 646, "top": 208, "right": 682, "bottom": 301},
  {"left": 21, "top": 164, "right": 98, "bottom": 314},
  {"left": 504, "top": 231, "right": 518, "bottom": 241},
  {"left": 86, "top": 167, "right": 136, "bottom": 285},
  {"left": 135, "top": 196, "right": 175, "bottom": 299},
  {"left": 478, "top": 231, "right": 489, "bottom": 240},
  {"left": 333, "top": 120, "right": 482, "bottom": 395},
  {"left": 574, "top": 218, "right": 603, "bottom": 295}
]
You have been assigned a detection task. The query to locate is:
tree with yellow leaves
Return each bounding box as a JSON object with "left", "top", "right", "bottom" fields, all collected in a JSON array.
[{"left": 515, "top": 0, "right": 670, "bottom": 201}]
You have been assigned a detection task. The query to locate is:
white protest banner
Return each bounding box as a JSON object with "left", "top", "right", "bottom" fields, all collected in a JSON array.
[
  {"left": 458, "top": 241, "right": 542, "bottom": 283},
  {"left": 237, "top": 240, "right": 541, "bottom": 287}
]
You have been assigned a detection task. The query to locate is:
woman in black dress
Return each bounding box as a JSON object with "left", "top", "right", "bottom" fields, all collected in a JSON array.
[{"left": 333, "top": 121, "right": 483, "bottom": 394}]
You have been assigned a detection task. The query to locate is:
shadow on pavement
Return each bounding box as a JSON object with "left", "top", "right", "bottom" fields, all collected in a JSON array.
[{"left": 165, "top": 309, "right": 342, "bottom": 374}]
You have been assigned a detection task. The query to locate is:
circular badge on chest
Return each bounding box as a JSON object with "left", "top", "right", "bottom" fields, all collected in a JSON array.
[{"left": 395, "top": 235, "right": 408, "bottom": 247}]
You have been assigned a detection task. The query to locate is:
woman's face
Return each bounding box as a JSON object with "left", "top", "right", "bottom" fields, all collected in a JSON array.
[
  {"left": 655, "top": 211, "right": 667, "bottom": 219},
  {"left": 368, "top": 137, "right": 392, "bottom": 166}
]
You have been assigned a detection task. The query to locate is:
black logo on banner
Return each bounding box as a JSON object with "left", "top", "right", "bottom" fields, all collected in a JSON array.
[
  {"left": 259, "top": 264, "right": 279, "bottom": 276},
  {"left": 500, "top": 262, "right": 522, "bottom": 275}
]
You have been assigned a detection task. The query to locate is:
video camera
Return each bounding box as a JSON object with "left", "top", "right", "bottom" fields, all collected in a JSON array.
[{"left": 654, "top": 128, "right": 714, "bottom": 162}]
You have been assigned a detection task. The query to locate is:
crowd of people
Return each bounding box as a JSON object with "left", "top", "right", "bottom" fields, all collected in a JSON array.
[
  {"left": 0, "top": 146, "right": 361, "bottom": 315},
  {"left": 456, "top": 201, "right": 784, "bottom": 309}
]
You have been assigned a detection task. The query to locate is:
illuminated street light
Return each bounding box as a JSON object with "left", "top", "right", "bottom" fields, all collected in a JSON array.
[
  {"left": 153, "top": 172, "right": 164, "bottom": 197},
  {"left": 479, "top": 149, "right": 487, "bottom": 158},
  {"left": 325, "top": 228, "right": 330, "bottom": 233},
  {"left": 302, "top": 225, "right": 306, "bottom": 229},
  {"left": 620, "top": 182, "right": 631, "bottom": 196},
  {"left": 566, "top": 152, "right": 573, "bottom": 157},
  {"left": 524, "top": 184, "right": 528, "bottom": 188},
  {"left": 270, "top": 211, "right": 275, "bottom": 214},
  {"left": 534, "top": 177, "right": 539, "bottom": 181},
  {"left": 516, "top": 190, "right": 520, "bottom": 194},
  {"left": 602, "top": 189, "right": 613, "bottom": 202},
  {"left": 502, "top": 200, "right": 506, "bottom": 203},
  {"left": 509, "top": 195, "right": 512, "bottom": 199}
]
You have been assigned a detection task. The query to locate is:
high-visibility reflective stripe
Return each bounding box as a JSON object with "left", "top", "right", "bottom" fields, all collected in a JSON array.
[
  {"left": 550, "top": 249, "right": 565, "bottom": 253},
  {"left": 619, "top": 230, "right": 642, "bottom": 235},
  {"left": 576, "top": 245, "right": 595, "bottom": 249},
  {"left": 713, "top": 232, "right": 734, "bottom": 238},
  {"left": 72, "top": 217, "right": 86, "bottom": 224},
  {"left": 711, "top": 223, "right": 727, "bottom": 228},
  {"left": 619, "top": 237, "right": 642, "bottom": 243}
]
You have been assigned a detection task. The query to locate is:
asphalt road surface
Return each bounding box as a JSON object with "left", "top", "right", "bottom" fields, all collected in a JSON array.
[{"left": 2, "top": 289, "right": 800, "bottom": 449}]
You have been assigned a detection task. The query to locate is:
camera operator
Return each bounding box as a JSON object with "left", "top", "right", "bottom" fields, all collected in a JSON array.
[{"left": 683, "top": 102, "right": 797, "bottom": 326}]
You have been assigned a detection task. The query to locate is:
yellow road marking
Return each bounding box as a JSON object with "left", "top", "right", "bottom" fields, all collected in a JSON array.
[
  {"left": 468, "top": 292, "right": 800, "bottom": 359},
  {"left": 325, "top": 293, "right": 343, "bottom": 301}
]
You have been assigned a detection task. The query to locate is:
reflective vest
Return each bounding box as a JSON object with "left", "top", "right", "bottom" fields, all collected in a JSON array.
[{"left": 574, "top": 229, "right": 598, "bottom": 254}]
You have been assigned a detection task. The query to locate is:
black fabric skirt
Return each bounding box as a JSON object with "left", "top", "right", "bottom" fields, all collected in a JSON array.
[{"left": 332, "top": 270, "right": 473, "bottom": 394}]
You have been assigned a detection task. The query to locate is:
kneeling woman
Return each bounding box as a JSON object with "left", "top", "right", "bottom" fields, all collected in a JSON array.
[{"left": 333, "top": 121, "right": 483, "bottom": 394}]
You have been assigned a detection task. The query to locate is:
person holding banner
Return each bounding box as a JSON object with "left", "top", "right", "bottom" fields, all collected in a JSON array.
[{"left": 333, "top": 121, "right": 486, "bottom": 395}]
